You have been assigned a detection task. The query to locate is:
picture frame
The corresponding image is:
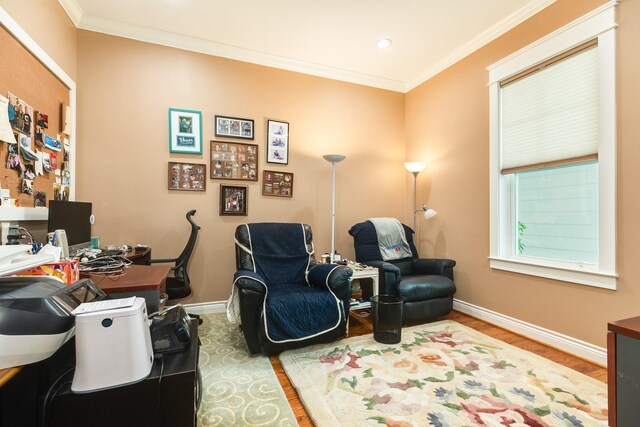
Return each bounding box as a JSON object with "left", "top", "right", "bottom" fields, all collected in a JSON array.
[
  {"left": 215, "top": 115, "right": 254, "bottom": 140},
  {"left": 210, "top": 141, "right": 258, "bottom": 181},
  {"left": 266, "top": 120, "right": 289, "bottom": 164},
  {"left": 262, "top": 170, "right": 294, "bottom": 198},
  {"left": 168, "top": 108, "right": 202, "bottom": 154},
  {"left": 220, "top": 185, "right": 247, "bottom": 216},
  {"left": 168, "top": 161, "right": 206, "bottom": 191}
]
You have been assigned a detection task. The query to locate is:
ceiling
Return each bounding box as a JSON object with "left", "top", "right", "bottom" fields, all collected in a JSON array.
[{"left": 58, "top": 0, "right": 556, "bottom": 93}]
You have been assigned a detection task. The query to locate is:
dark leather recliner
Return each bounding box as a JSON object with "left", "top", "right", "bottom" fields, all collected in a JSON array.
[
  {"left": 349, "top": 220, "right": 456, "bottom": 323},
  {"left": 232, "top": 223, "right": 352, "bottom": 355}
]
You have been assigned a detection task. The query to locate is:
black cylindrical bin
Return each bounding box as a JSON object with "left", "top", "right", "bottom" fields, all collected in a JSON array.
[{"left": 371, "top": 295, "right": 403, "bottom": 344}]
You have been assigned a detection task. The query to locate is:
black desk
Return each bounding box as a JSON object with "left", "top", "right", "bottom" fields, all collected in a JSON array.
[{"left": 48, "top": 322, "right": 200, "bottom": 427}]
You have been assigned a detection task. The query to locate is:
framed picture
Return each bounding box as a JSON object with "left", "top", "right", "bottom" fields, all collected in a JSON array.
[
  {"left": 168, "top": 162, "right": 206, "bottom": 191},
  {"left": 169, "top": 108, "right": 202, "bottom": 154},
  {"left": 210, "top": 141, "right": 258, "bottom": 181},
  {"left": 215, "top": 115, "right": 254, "bottom": 140},
  {"left": 220, "top": 185, "right": 247, "bottom": 216},
  {"left": 262, "top": 170, "right": 293, "bottom": 198},
  {"left": 266, "top": 120, "right": 289, "bottom": 164}
]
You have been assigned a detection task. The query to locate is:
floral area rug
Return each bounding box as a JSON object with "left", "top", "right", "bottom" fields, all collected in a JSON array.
[
  {"left": 197, "top": 313, "right": 298, "bottom": 426},
  {"left": 279, "top": 320, "right": 607, "bottom": 426}
]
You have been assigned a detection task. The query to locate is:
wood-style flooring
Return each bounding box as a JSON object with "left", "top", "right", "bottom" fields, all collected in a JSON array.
[{"left": 269, "top": 309, "right": 607, "bottom": 427}]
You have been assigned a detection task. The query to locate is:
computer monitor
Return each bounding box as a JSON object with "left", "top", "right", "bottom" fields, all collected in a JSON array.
[{"left": 47, "top": 201, "right": 93, "bottom": 253}]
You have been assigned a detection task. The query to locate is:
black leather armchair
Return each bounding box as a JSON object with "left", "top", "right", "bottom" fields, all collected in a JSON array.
[
  {"left": 231, "top": 223, "right": 352, "bottom": 355},
  {"left": 349, "top": 220, "right": 456, "bottom": 323}
]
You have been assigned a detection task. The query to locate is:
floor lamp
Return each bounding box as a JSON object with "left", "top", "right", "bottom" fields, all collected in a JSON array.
[
  {"left": 405, "top": 162, "right": 437, "bottom": 231},
  {"left": 323, "top": 154, "right": 346, "bottom": 262}
]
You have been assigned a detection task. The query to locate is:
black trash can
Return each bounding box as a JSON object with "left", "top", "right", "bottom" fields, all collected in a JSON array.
[{"left": 370, "top": 294, "right": 403, "bottom": 344}]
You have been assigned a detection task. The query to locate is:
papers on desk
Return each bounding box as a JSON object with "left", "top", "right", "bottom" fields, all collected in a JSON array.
[
  {"left": 72, "top": 297, "right": 137, "bottom": 315},
  {"left": 0, "top": 244, "right": 58, "bottom": 277}
]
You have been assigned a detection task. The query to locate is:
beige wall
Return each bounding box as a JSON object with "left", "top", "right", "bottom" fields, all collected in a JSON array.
[
  {"left": 5, "top": 0, "right": 634, "bottom": 348},
  {"left": 75, "top": 30, "right": 407, "bottom": 303},
  {"left": 0, "top": 0, "right": 76, "bottom": 80},
  {"left": 406, "top": 0, "right": 640, "bottom": 347}
]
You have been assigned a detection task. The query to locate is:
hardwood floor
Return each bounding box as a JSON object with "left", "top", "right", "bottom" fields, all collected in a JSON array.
[{"left": 269, "top": 309, "right": 607, "bottom": 427}]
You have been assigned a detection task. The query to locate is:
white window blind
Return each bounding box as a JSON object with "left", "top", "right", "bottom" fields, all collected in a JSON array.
[{"left": 501, "top": 45, "right": 599, "bottom": 172}]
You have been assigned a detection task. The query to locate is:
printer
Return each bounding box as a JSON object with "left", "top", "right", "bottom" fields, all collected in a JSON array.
[{"left": 0, "top": 277, "right": 106, "bottom": 369}]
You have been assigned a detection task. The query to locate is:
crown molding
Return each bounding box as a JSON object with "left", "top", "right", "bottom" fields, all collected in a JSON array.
[
  {"left": 57, "top": 0, "right": 83, "bottom": 26},
  {"left": 59, "top": 0, "right": 558, "bottom": 93},
  {"left": 404, "top": 0, "right": 557, "bottom": 92},
  {"left": 74, "top": 13, "right": 406, "bottom": 92}
]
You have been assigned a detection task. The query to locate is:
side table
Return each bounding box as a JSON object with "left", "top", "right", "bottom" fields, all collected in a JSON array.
[
  {"left": 348, "top": 266, "right": 379, "bottom": 310},
  {"left": 345, "top": 265, "right": 379, "bottom": 335}
]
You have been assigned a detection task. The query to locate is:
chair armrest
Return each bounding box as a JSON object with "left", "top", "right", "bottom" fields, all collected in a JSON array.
[
  {"left": 307, "top": 264, "right": 352, "bottom": 302},
  {"left": 233, "top": 270, "right": 267, "bottom": 295},
  {"left": 232, "top": 270, "right": 267, "bottom": 354},
  {"left": 412, "top": 258, "right": 456, "bottom": 280},
  {"left": 148, "top": 258, "right": 178, "bottom": 264},
  {"left": 364, "top": 261, "right": 401, "bottom": 295}
]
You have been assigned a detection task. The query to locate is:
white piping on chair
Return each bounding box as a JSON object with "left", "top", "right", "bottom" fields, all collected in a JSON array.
[{"left": 245, "top": 223, "right": 344, "bottom": 345}]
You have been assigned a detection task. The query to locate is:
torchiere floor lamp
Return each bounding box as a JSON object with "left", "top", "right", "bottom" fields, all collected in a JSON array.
[{"left": 323, "top": 154, "right": 346, "bottom": 262}]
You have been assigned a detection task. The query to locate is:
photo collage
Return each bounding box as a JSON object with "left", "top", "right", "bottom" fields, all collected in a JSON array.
[
  {"left": 168, "top": 162, "right": 206, "bottom": 191},
  {"left": 0, "top": 90, "right": 71, "bottom": 207},
  {"left": 262, "top": 170, "right": 293, "bottom": 198},
  {"left": 210, "top": 142, "right": 258, "bottom": 181},
  {"left": 168, "top": 109, "right": 293, "bottom": 215}
]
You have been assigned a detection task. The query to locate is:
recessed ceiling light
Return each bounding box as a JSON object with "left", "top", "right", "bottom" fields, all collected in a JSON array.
[{"left": 376, "top": 38, "right": 392, "bottom": 49}]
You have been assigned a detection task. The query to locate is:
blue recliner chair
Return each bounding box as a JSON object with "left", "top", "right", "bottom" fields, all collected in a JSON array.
[
  {"left": 349, "top": 219, "right": 456, "bottom": 323},
  {"left": 231, "top": 223, "right": 353, "bottom": 355}
]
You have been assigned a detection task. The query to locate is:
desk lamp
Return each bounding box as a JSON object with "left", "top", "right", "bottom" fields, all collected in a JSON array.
[
  {"left": 323, "top": 154, "right": 346, "bottom": 262},
  {"left": 405, "top": 162, "right": 437, "bottom": 230}
]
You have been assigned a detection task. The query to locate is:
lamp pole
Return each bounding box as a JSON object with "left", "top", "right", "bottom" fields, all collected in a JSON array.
[
  {"left": 323, "top": 154, "right": 346, "bottom": 261},
  {"left": 411, "top": 171, "right": 419, "bottom": 231},
  {"left": 404, "top": 162, "right": 426, "bottom": 231}
]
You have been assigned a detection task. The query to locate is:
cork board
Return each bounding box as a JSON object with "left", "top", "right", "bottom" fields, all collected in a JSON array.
[{"left": 0, "top": 25, "right": 70, "bottom": 208}]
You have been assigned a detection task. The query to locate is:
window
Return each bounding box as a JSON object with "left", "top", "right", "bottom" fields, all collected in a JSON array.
[
  {"left": 487, "top": 2, "right": 617, "bottom": 289},
  {"left": 515, "top": 162, "right": 598, "bottom": 264}
]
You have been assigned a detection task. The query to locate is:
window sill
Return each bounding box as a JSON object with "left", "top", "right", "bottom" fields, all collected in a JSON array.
[{"left": 489, "top": 257, "right": 617, "bottom": 290}]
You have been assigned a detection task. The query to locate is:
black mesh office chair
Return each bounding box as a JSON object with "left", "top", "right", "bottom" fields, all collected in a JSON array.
[{"left": 148, "top": 210, "right": 200, "bottom": 300}]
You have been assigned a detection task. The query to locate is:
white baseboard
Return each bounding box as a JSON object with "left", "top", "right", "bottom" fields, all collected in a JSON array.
[
  {"left": 453, "top": 299, "right": 607, "bottom": 367},
  {"left": 182, "top": 300, "right": 226, "bottom": 315}
]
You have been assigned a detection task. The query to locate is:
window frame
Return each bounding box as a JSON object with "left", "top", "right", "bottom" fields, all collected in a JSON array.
[{"left": 487, "top": 1, "right": 618, "bottom": 290}]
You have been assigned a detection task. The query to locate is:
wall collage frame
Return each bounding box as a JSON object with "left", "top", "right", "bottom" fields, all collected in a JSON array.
[{"left": 167, "top": 109, "right": 291, "bottom": 216}]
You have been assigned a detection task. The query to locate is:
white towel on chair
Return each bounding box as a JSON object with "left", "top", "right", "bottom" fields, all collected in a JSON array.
[{"left": 368, "top": 218, "right": 412, "bottom": 261}]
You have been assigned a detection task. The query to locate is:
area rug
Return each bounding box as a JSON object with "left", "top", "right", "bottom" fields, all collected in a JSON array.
[
  {"left": 197, "top": 312, "right": 298, "bottom": 426},
  {"left": 280, "top": 320, "right": 607, "bottom": 426}
]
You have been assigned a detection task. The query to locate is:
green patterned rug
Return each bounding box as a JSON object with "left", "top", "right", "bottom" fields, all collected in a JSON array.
[
  {"left": 280, "top": 320, "right": 607, "bottom": 426},
  {"left": 197, "top": 313, "right": 298, "bottom": 426}
]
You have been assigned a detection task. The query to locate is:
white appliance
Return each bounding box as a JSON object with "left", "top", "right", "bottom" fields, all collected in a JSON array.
[
  {"left": 0, "top": 278, "right": 106, "bottom": 369},
  {"left": 71, "top": 297, "right": 154, "bottom": 393}
]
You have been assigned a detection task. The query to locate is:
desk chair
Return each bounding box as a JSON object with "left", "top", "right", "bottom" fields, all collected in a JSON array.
[{"left": 148, "top": 210, "right": 200, "bottom": 300}]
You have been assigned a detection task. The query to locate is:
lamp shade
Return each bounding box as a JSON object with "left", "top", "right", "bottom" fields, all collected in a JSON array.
[
  {"left": 323, "top": 154, "right": 346, "bottom": 163},
  {"left": 423, "top": 208, "right": 438, "bottom": 220},
  {"left": 404, "top": 162, "right": 426, "bottom": 173}
]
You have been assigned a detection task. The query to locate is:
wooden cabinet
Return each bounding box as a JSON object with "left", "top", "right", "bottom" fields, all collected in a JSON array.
[{"left": 608, "top": 316, "right": 640, "bottom": 427}]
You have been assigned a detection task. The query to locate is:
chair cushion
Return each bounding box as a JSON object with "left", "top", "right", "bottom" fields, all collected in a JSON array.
[
  {"left": 264, "top": 283, "right": 342, "bottom": 342},
  {"left": 397, "top": 275, "right": 456, "bottom": 302}
]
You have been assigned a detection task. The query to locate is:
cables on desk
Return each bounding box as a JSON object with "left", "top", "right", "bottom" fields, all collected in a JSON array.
[{"left": 77, "top": 255, "right": 132, "bottom": 275}]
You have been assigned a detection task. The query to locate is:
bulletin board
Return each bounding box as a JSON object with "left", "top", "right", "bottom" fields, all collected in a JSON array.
[{"left": 0, "top": 24, "right": 71, "bottom": 209}]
